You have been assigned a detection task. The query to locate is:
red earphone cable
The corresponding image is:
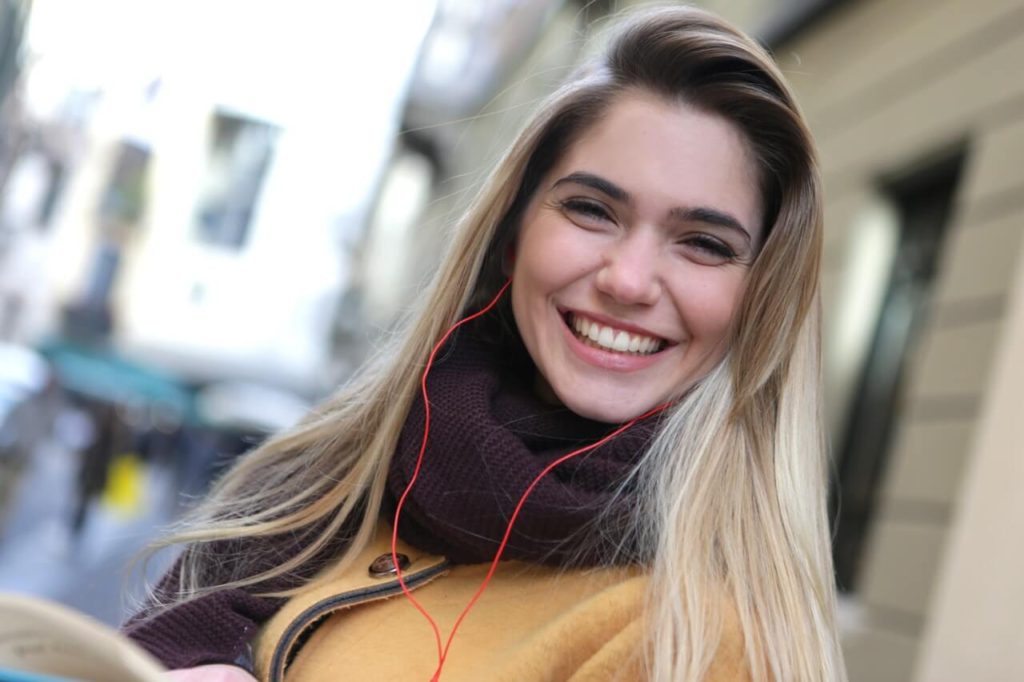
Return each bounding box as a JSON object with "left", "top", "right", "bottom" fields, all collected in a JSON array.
[
  {"left": 431, "top": 401, "right": 668, "bottom": 680},
  {"left": 390, "top": 280, "right": 513, "bottom": 665},
  {"left": 390, "top": 279, "right": 669, "bottom": 681}
]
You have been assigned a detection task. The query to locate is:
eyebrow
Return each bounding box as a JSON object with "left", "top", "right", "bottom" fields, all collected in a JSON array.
[{"left": 552, "top": 171, "right": 752, "bottom": 243}]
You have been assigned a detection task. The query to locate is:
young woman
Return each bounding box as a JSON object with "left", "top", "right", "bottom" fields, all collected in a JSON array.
[{"left": 129, "top": 6, "right": 845, "bottom": 681}]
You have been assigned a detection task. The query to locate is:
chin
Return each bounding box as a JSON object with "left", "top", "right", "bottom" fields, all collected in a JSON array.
[{"left": 559, "top": 394, "right": 657, "bottom": 425}]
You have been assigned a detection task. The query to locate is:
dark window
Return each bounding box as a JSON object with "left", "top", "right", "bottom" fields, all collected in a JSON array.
[
  {"left": 194, "top": 111, "right": 278, "bottom": 250},
  {"left": 98, "top": 141, "right": 149, "bottom": 228},
  {"left": 832, "top": 150, "right": 966, "bottom": 591}
]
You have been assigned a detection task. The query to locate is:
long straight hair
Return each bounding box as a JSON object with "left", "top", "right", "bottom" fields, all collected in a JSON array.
[{"left": 148, "top": 6, "right": 844, "bottom": 680}]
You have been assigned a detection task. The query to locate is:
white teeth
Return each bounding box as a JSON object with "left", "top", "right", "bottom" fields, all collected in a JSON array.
[{"left": 568, "top": 313, "right": 663, "bottom": 355}]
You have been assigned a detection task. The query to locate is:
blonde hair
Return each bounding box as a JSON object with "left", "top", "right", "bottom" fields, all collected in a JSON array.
[{"left": 148, "top": 6, "right": 843, "bottom": 680}]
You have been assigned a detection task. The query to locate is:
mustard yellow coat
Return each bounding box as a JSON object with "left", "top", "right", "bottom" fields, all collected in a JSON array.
[{"left": 254, "top": 527, "right": 750, "bottom": 681}]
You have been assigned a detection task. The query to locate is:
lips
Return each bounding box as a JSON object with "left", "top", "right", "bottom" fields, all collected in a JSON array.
[{"left": 565, "top": 311, "right": 666, "bottom": 355}]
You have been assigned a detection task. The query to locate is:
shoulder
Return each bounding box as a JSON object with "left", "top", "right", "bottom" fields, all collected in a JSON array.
[{"left": 706, "top": 596, "right": 753, "bottom": 682}]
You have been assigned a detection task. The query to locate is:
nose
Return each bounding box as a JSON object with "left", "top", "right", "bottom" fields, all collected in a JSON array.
[{"left": 595, "top": 232, "right": 662, "bottom": 306}]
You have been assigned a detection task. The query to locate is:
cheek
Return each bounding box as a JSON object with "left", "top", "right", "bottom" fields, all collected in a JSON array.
[
  {"left": 509, "top": 236, "right": 554, "bottom": 335},
  {"left": 513, "top": 215, "right": 581, "bottom": 295},
  {"left": 673, "top": 272, "right": 748, "bottom": 340}
]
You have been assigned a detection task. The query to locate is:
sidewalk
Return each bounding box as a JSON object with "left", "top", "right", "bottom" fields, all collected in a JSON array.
[{"left": 0, "top": 435, "right": 178, "bottom": 626}]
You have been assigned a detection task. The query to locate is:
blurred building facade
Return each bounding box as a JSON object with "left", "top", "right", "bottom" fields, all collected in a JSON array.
[
  {"left": 705, "top": 0, "right": 1024, "bottom": 680},
  {"left": 0, "top": 2, "right": 436, "bottom": 396}
]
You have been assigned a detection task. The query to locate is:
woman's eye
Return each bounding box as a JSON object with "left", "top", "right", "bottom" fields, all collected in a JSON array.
[
  {"left": 561, "top": 198, "right": 612, "bottom": 223},
  {"left": 682, "top": 235, "right": 737, "bottom": 263}
]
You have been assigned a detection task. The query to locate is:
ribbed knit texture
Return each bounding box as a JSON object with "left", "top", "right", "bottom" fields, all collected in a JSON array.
[
  {"left": 123, "top": 320, "right": 657, "bottom": 670},
  {"left": 124, "top": 582, "right": 282, "bottom": 670},
  {"left": 123, "top": 525, "right": 354, "bottom": 670},
  {"left": 387, "top": 323, "right": 658, "bottom": 565}
]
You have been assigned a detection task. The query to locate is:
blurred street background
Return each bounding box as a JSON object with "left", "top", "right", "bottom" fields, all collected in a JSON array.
[{"left": 1, "top": 1, "right": 1023, "bottom": 680}]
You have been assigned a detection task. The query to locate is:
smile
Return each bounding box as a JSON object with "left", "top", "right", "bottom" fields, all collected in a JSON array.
[{"left": 566, "top": 312, "right": 667, "bottom": 355}]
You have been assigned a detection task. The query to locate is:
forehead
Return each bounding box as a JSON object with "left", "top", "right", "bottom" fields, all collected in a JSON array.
[{"left": 551, "top": 92, "right": 763, "bottom": 241}]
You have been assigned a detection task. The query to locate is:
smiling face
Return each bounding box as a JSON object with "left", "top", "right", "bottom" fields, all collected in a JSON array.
[{"left": 510, "top": 91, "right": 764, "bottom": 423}]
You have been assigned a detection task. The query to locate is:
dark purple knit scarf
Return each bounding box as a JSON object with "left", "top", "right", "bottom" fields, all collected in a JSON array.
[{"left": 385, "top": 323, "right": 659, "bottom": 566}]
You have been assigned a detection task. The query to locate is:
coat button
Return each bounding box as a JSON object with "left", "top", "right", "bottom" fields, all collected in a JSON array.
[{"left": 369, "top": 552, "right": 410, "bottom": 577}]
